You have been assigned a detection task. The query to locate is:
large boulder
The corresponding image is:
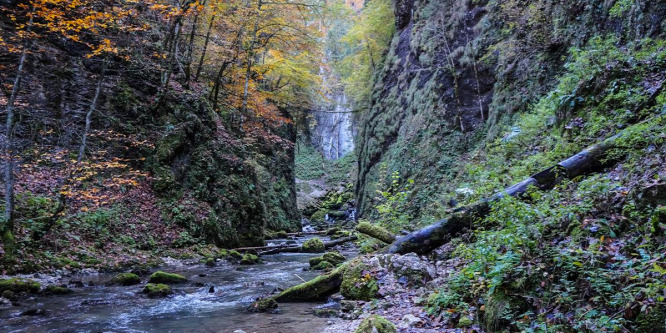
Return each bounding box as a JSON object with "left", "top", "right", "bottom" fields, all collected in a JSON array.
[
  {"left": 148, "top": 271, "right": 187, "bottom": 284},
  {"left": 355, "top": 315, "right": 397, "bottom": 333}
]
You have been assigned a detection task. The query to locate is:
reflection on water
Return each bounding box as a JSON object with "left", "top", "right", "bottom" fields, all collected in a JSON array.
[{"left": 1, "top": 243, "right": 353, "bottom": 333}]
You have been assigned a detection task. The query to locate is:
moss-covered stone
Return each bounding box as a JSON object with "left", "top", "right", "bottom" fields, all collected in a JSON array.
[
  {"left": 205, "top": 257, "right": 216, "bottom": 267},
  {"left": 309, "top": 256, "right": 324, "bottom": 267},
  {"left": 0, "top": 278, "right": 41, "bottom": 294},
  {"left": 249, "top": 297, "right": 278, "bottom": 312},
  {"left": 148, "top": 271, "right": 187, "bottom": 284},
  {"left": 310, "top": 209, "right": 328, "bottom": 223},
  {"left": 322, "top": 252, "right": 346, "bottom": 265},
  {"left": 1, "top": 290, "right": 17, "bottom": 301},
  {"left": 240, "top": 254, "right": 260, "bottom": 265},
  {"left": 457, "top": 316, "right": 473, "bottom": 328},
  {"left": 228, "top": 250, "right": 243, "bottom": 259},
  {"left": 108, "top": 273, "right": 141, "bottom": 286},
  {"left": 302, "top": 237, "right": 325, "bottom": 253},
  {"left": 340, "top": 260, "right": 379, "bottom": 301},
  {"left": 143, "top": 283, "right": 172, "bottom": 298},
  {"left": 44, "top": 285, "right": 74, "bottom": 295},
  {"left": 354, "top": 315, "right": 397, "bottom": 333},
  {"left": 312, "top": 261, "right": 334, "bottom": 271}
]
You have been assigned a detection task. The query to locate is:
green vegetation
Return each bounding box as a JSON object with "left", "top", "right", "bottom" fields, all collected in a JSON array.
[
  {"left": 340, "top": 259, "right": 379, "bottom": 301},
  {"left": 0, "top": 278, "right": 41, "bottom": 294},
  {"left": 143, "top": 283, "right": 172, "bottom": 298},
  {"left": 354, "top": 315, "right": 397, "bottom": 333},
  {"left": 302, "top": 237, "right": 325, "bottom": 253},
  {"left": 240, "top": 254, "right": 260, "bottom": 265},
  {"left": 107, "top": 273, "right": 141, "bottom": 286},
  {"left": 44, "top": 286, "right": 74, "bottom": 295},
  {"left": 148, "top": 271, "right": 187, "bottom": 284}
]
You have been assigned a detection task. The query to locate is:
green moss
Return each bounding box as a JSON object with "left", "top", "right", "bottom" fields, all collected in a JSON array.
[
  {"left": 312, "top": 261, "right": 334, "bottom": 271},
  {"left": 249, "top": 297, "right": 278, "bottom": 312},
  {"left": 205, "top": 257, "right": 216, "bottom": 267},
  {"left": 310, "top": 209, "right": 328, "bottom": 223},
  {"left": 309, "top": 256, "right": 324, "bottom": 267},
  {"left": 354, "top": 315, "right": 397, "bottom": 333},
  {"left": 356, "top": 222, "right": 395, "bottom": 243},
  {"left": 228, "top": 250, "right": 243, "bottom": 259},
  {"left": 302, "top": 237, "right": 325, "bottom": 253},
  {"left": 0, "top": 278, "right": 41, "bottom": 294},
  {"left": 217, "top": 249, "right": 229, "bottom": 258},
  {"left": 274, "top": 264, "right": 347, "bottom": 302},
  {"left": 340, "top": 260, "right": 379, "bottom": 301},
  {"left": 148, "top": 271, "right": 187, "bottom": 284},
  {"left": 108, "top": 273, "right": 141, "bottom": 286},
  {"left": 322, "top": 252, "right": 346, "bottom": 265},
  {"left": 44, "top": 285, "right": 74, "bottom": 295},
  {"left": 143, "top": 283, "right": 172, "bottom": 298},
  {"left": 457, "top": 316, "right": 473, "bottom": 328},
  {"left": 240, "top": 254, "right": 260, "bottom": 265}
]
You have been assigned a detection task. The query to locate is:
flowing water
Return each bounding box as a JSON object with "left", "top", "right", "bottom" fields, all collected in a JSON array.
[{"left": 1, "top": 238, "right": 354, "bottom": 333}]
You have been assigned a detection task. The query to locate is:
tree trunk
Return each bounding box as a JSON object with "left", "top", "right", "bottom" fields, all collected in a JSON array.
[
  {"left": 194, "top": 13, "right": 216, "bottom": 82},
  {"left": 356, "top": 222, "right": 395, "bottom": 244},
  {"left": 256, "top": 235, "right": 357, "bottom": 255},
  {"left": 388, "top": 115, "right": 665, "bottom": 255},
  {"left": 2, "top": 47, "right": 28, "bottom": 261}
]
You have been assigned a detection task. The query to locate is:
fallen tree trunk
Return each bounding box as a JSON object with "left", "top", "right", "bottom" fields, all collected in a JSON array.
[
  {"left": 389, "top": 115, "right": 666, "bottom": 255},
  {"left": 257, "top": 236, "right": 358, "bottom": 255},
  {"left": 356, "top": 222, "right": 396, "bottom": 243}
]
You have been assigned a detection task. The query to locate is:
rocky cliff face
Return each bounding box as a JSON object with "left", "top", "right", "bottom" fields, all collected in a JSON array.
[{"left": 356, "top": 0, "right": 666, "bottom": 220}]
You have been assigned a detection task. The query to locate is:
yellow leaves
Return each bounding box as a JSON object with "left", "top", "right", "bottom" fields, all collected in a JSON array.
[{"left": 86, "top": 38, "right": 119, "bottom": 58}]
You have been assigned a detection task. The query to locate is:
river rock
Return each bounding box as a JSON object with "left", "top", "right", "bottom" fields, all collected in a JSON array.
[{"left": 400, "top": 314, "right": 424, "bottom": 328}]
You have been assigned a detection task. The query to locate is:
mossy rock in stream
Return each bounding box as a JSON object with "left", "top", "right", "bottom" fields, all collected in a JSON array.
[
  {"left": 323, "top": 252, "right": 346, "bottom": 265},
  {"left": 312, "top": 261, "right": 334, "bottom": 271},
  {"left": 240, "top": 254, "right": 260, "bottom": 265},
  {"left": 248, "top": 297, "right": 278, "bottom": 313},
  {"left": 143, "top": 283, "right": 172, "bottom": 298},
  {"left": 205, "top": 257, "right": 216, "bottom": 267},
  {"left": 354, "top": 315, "right": 397, "bottom": 333},
  {"left": 107, "top": 273, "right": 141, "bottom": 286},
  {"left": 228, "top": 250, "right": 243, "bottom": 259},
  {"left": 43, "top": 285, "right": 74, "bottom": 295},
  {"left": 148, "top": 271, "right": 187, "bottom": 284},
  {"left": 302, "top": 237, "right": 325, "bottom": 253},
  {"left": 0, "top": 278, "right": 41, "bottom": 294},
  {"left": 340, "top": 260, "right": 379, "bottom": 301}
]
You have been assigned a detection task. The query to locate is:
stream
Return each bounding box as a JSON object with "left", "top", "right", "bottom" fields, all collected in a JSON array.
[{"left": 1, "top": 236, "right": 354, "bottom": 333}]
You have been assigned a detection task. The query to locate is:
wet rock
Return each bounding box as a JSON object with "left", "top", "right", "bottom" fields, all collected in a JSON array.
[
  {"left": 44, "top": 285, "right": 74, "bottom": 295},
  {"left": 240, "top": 254, "right": 260, "bottom": 265},
  {"left": 400, "top": 314, "right": 423, "bottom": 328},
  {"left": 302, "top": 237, "right": 325, "bottom": 253},
  {"left": 248, "top": 297, "right": 278, "bottom": 313},
  {"left": 228, "top": 250, "right": 243, "bottom": 260},
  {"left": 143, "top": 283, "right": 172, "bottom": 298},
  {"left": 208, "top": 286, "right": 215, "bottom": 293},
  {"left": 68, "top": 280, "right": 85, "bottom": 288},
  {"left": 313, "top": 308, "right": 339, "bottom": 318},
  {"left": 205, "top": 257, "right": 217, "bottom": 267},
  {"left": 388, "top": 253, "right": 435, "bottom": 286},
  {"left": 354, "top": 315, "right": 397, "bottom": 333},
  {"left": 148, "top": 271, "right": 187, "bottom": 284},
  {"left": 0, "top": 278, "right": 41, "bottom": 294},
  {"left": 1, "top": 290, "right": 17, "bottom": 302},
  {"left": 107, "top": 273, "right": 141, "bottom": 286},
  {"left": 340, "top": 259, "right": 379, "bottom": 301},
  {"left": 21, "top": 308, "right": 47, "bottom": 316}
]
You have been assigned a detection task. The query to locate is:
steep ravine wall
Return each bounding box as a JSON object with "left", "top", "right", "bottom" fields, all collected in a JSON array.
[{"left": 356, "top": 0, "right": 666, "bottom": 220}]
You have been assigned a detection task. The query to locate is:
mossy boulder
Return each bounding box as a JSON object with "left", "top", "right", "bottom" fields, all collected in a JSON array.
[
  {"left": 44, "top": 285, "right": 74, "bottom": 295},
  {"left": 148, "top": 271, "right": 187, "bottom": 284},
  {"left": 302, "top": 237, "right": 325, "bottom": 253},
  {"left": 323, "top": 252, "right": 346, "bottom": 265},
  {"left": 457, "top": 316, "right": 473, "bottom": 328},
  {"left": 312, "top": 261, "right": 334, "bottom": 271},
  {"left": 0, "top": 278, "right": 41, "bottom": 294},
  {"left": 309, "top": 256, "right": 324, "bottom": 267},
  {"left": 143, "top": 283, "right": 172, "bottom": 298},
  {"left": 205, "top": 258, "right": 216, "bottom": 267},
  {"left": 354, "top": 315, "right": 397, "bottom": 333},
  {"left": 248, "top": 297, "right": 278, "bottom": 313},
  {"left": 310, "top": 209, "right": 328, "bottom": 223},
  {"left": 107, "top": 273, "right": 141, "bottom": 286},
  {"left": 228, "top": 250, "right": 243, "bottom": 259},
  {"left": 341, "top": 260, "right": 379, "bottom": 301},
  {"left": 240, "top": 254, "right": 260, "bottom": 265}
]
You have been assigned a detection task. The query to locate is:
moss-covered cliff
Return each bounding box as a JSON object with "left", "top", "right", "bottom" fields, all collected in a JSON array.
[{"left": 356, "top": 0, "right": 666, "bottom": 222}]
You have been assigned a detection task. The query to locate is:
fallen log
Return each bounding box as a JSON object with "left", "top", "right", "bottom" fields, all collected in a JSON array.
[
  {"left": 356, "top": 222, "right": 396, "bottom": 244},
  {"left": 389, "top": 115, "right": 666, "bottom": 255},
  {"left": 258, "top": 235, "right": 358, "bottom": 255}
]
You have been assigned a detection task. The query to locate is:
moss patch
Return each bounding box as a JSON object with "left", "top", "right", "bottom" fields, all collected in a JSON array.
[
  {"left": 148, "top": 271, "right": 187, "bottom": 284},
  {"left": 44, "top": 285, "right": 74, "bottom": 295},
  {"left": 240, "top": 254, "right": 260, "bottom": 265},
  {"left": 0, "top": 278, "right": 41, "bottom": 294},
  {"left": 108, "top": 273, "right": 141, "bottom": 286},
  {"left": 143, "top": 283, "right": 172, "bottom": 298},
  {"left": 354, "top": 315, "right": 397, "bottom": 333},
  {"left": 302, "top": 237, "right": 325, "bottom": 253},
  {"left": 340, "top": 260, "right": 379, "bottom": 301}
]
